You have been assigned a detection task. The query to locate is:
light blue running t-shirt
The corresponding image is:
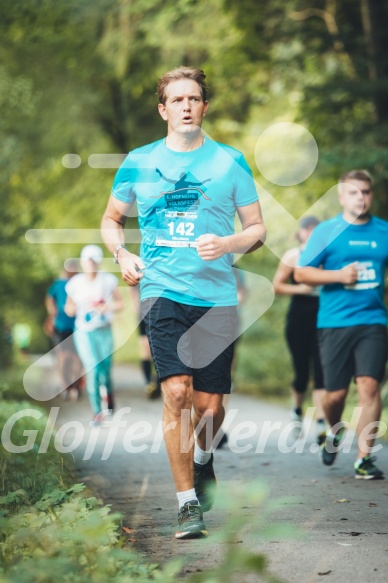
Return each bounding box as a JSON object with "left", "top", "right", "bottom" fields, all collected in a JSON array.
[
  {"left": 111, "top": 138, "right": 258, "bottom": 307},
  {"left": 298, "top": 214, "right": 388, "bottom": 328}
]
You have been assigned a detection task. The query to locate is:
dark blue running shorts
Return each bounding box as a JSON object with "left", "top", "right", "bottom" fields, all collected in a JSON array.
[{"left": 140, "top": 297, "right": 238, "bottom": 394}]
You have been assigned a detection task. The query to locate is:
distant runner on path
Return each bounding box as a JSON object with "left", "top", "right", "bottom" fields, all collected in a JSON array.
[
  {"left": 272, "top": 216, "right": 326, "bottom": 444},
  {"left": 45, "top": 260, "right": 84, "bottom": 401},
  {"left": 296, "top": 169, "right": 388, "bottom": 480},
  {"left": 65, "top": 245, "right": 123, "bottom": 426},
  {"left": 101, "top": 66, "right": 266, "bottom": 539}
]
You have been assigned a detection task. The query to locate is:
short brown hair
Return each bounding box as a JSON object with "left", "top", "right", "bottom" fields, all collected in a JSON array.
[
  {"left": 157, "top": 67, "right": 207, "bottom": 104},
  {"left": 339, "top": 169, "right": 373, "bottom": 185}
]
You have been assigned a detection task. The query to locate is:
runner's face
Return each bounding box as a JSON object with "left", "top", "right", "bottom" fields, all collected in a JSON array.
[
  {"left": 81, "top": 258, "right": 98, "bottom": 275},
  {"left": 339, "top": 179, "right": 373, "bottom": 220},
  {"left": 158, "top": 79, "right": 209, "bottom": 135}
]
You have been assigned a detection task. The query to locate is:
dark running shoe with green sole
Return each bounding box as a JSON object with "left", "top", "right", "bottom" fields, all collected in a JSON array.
[
  {"left": 175, "top": 500, "right": 208, "bottom": 539},
  {"left": 321, "top": 427, "right": 346, "bottom": 466},
  {"left": 317, "top": 431, "right": 327, "bottom": 447},
  {"left": 354, "top": 456, "right": 385, "bottom": 480},
  {"left": 194, "top": 454, "right": 217, "bottom": 512}
]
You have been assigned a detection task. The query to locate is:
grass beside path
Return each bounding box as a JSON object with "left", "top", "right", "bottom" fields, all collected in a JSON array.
[
  {"left": 0, "top": 367, "right": 175, "bottom": 583},
  {"left": 0, "top": 365, "right": 281, "bottom": 583}
]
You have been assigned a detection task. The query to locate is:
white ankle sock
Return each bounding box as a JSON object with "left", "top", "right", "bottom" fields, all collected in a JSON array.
[
  {"left": 177, "top": 488, "right": 197, "bottom": 508},
  {"left": 194, "top": 443, "right": 212, "bottom": 465}
]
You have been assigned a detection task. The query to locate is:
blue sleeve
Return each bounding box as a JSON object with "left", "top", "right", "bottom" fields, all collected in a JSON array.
[
  {"left": 298, "top": 225, "right": 327, "bottom": 267},
  {"left": 233, "top": 154, "right": 259, "bottom": 207},
  {"left": 47, "top": 281, "right": 57, "bottom": 298},
  {"left": 111, "top": 153, "right": 161, "bottom": 204},
  {"left": 111, "top": 158, "right": 137, "bottom": 204}
]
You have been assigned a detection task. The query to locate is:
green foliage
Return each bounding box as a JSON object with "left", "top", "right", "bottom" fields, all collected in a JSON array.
[
  {"left": 0, "top": 483, "right": 169, "bottom": 583},
  {"left": 0, "top": 402, "right": 70, "bottom": 507},
  {"left": 0, "top": 383, "right": 176, "bottom": 582}
]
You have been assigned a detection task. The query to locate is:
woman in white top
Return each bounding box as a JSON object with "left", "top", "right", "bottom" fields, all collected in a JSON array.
[{"left": 65, "top": 245, "right": 123, "bottom": 425}]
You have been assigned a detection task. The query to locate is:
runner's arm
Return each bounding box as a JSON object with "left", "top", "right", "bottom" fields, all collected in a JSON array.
[
  {"left": 273, "top": 249, "right": 314, "bottom": 295},
  {"left": 196, "top": 201, "right": 266, "bottom": 261},
  {"left": 294, "top": 263, "right": 359, "bottom": 286},
  {"left": 101, "top": 196, "right": 145, "bottom": 287},
  {"left": 45, "top": 295, "right": 57, "bottom": 319}
]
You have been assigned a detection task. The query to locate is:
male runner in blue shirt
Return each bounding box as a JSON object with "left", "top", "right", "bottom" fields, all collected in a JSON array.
[
  {"left": 296, "top": 169, "right": 388, "bottom": 480},
  {"left": 101, "top": 66, "right": 266, "bottom": 538}
]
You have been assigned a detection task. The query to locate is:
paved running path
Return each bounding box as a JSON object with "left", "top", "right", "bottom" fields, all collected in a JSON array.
[{"left": 31, "top": 357, "right": 388, "bottom": 582}]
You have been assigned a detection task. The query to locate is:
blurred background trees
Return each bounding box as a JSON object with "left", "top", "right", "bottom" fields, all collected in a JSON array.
[{"left": 1, "top": 0, "right": 387, "bottom": 393}]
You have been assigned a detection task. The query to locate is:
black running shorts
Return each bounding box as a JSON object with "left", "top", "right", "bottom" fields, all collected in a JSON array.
[
  {"left": 140, "top": 297, "right": 237, "bottom": 394},
  {"left": 318, "top": 324, "right": 388, "bottom": 391}
]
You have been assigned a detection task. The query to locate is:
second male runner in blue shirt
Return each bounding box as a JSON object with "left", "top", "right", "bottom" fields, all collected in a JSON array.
[{"left": 296, "top": 169, "right": 388, "bottom": 481}]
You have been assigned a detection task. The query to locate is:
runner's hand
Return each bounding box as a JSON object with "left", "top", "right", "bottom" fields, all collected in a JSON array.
[
  {"left": 118, "top": 249, "right": 145, "bottom": 286},
  {"left": 196, "top": 234, "right": 229, "bottom": 261},
  {"left": 297, "top": 284, "right": 315, "bottom": 295},
  {"left": 339, "top": 262, "right": 359, "bottom": 285}
]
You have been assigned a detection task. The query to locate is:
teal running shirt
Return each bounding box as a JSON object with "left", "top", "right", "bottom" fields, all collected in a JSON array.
[
  {"left": 47, "top": 279, "right": 75, "bottom": 332},
  {"left": 111, "top": 138, "right": 258, "bottom": 306}
]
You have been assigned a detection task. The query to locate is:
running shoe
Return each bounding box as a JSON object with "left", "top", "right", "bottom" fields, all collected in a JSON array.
[
  {"left": 317, "top": 431, "right": 327, "bottom": 447},
  {"left": 194, "top": 454, "right": 217, "bottom": 512},
  {"left": 316, "top": 420, "right": 327, "bottom": 445},
  {"left": 354, "top": 456, "right": 385, "bottom": 480},
  {"left": 175, "top": 500, "right": 208, "bottom": 539},
  {"left": 321, "top": 427, "right": 346, "bottom": 466}
]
